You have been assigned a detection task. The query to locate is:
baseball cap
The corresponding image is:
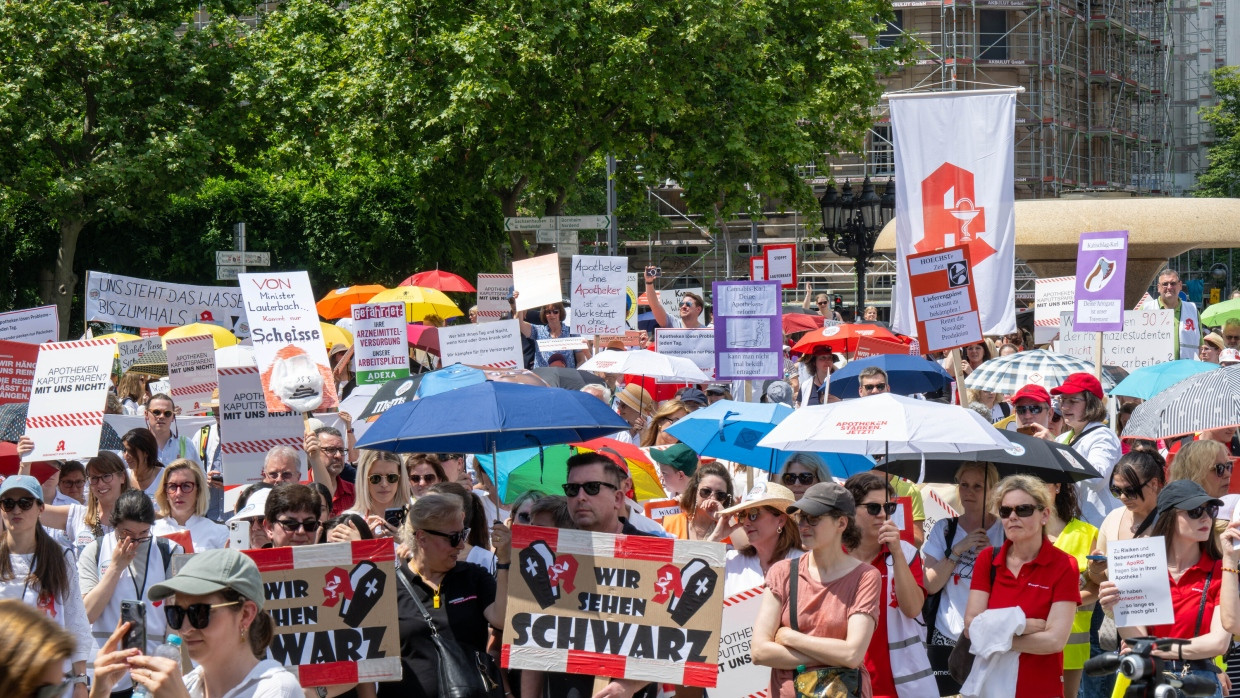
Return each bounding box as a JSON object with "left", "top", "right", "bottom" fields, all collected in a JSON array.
[
  {"left": 705, "top": 385, "right": 730, "bottom": 397},
  {"left": 1221, "top": 348, "right": 1240, "bottom": 365},
  {"left": 1154, "top": 480, "right": 1222, "bottom": 518},
  {"left": 718, "top": 481, "right": 796, "bottom": 517},
  {"left": 1203, "top": 332, "right": 1226, "bottom": 351},
  {"left": 227, "top": 487, "right": 271, "bottom": 524},
  {"left": 649, "top": 444, "right": 699, "bottom": 477},
  {"left": 617, "top": 383, "right": 655, "bottom": 416},
  {"left": 1011, "top": 384, "right": 1052, "bottom": 405},
  {"left": 786, "top": 481, "right": 856, "bottom": 518},
  {"left": 1050, "top": 372, "right": 1104, "bottom": 400},
  {"left": 547, "top": 353, "right": 569, "bottom": 366},
  {"left": 678, "top": 388, "right": 708, "bottom": 407},
  {"left": 0, "top": 475, "right": 43, "bottom": 502},
  {"left": 147, "top": 548, "right": 266, "bottom": 609}
]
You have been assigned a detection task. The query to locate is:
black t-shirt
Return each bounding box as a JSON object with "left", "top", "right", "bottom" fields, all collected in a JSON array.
[{"left": 378, "top": 561, "right": 497, "bottom": 698}]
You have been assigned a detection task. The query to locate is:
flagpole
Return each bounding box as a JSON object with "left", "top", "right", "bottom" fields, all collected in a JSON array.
[{"left": 882, "top": 86, "right": 1026, "bottom": 100}]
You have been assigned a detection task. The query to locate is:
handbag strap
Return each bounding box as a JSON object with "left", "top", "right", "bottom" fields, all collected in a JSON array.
[
  {"left": 397, "top": 565, "right": 442, "bottom": 639},
  {"left": 789, "top": 556, "right": 800, "bottom": 633},
  {"left": 1192, "top": 568, "right": 1214, "bottom": 637}
]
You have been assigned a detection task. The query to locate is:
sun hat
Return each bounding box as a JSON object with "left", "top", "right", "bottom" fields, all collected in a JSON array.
[
  {"left": 718, "top": 481, "right": 796, "bottom": 517},
  {"left": 616, "top": 383, "right": 655, "bottom": 416}
]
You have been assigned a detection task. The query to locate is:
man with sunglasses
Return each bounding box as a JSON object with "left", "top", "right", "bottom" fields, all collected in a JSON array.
[
  {"left": 1002, "top": 383, "right": 1054, "bottom": 437},
  {"left": 1223, "top": 318, "right": 1240, "bottom": 350},
  {"left": 1140, "top": 268, "right": 1201, "bottom": 359},
  {"left": 144, "top": 393, "right": 202, "bottom": 469},
  {"left": 857, "top": 366, "right": 889, "bottom": 396},
  {"left": 644, "top": 268, "right": 709, "bottom": 329},
  {"left": 262, "top": 484, "right": 322, "bottom": 547}
]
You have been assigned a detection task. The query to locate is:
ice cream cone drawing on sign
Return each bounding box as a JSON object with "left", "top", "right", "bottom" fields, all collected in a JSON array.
[
  {"left": 260, "top": 345, "right": 335, "bottom": 412},
  {"left": 1084, "top": 257, "right": 1117, "bottom": 292}
]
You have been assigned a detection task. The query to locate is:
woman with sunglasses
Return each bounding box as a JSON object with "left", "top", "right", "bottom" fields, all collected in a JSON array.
[
  {"left": 0, "top": 599, "right": 79, "bottom": 698},
  {"left": 715, "top": 482, "right": 801, "bottom": 595},
  {"left": 428, "top": 482, "right": 496, "bottom": 575},
  {"left": 510, "top": 295, "right": 590, "bottom": 368},
  {"left": 1099, "top": 480, "right": 1230, "bottom": 697},
  {"left": 387, "top": 494, "right": 510, "bottom": 698},
  {"left": 752, "top": 482, "right": 881, "bottom": 698},
  {"left": 405, "top": 454, "right": 446, "bottom": 500},
  {"left": 1045, "top": 480, "right": 1097, "bottom": 698},
  {"left": 346, "top": 450, "right": 411, "bottom": 537},
  {"left": 505, "top": 491, "right": 546, "bottom": 528},
  {"left": 152, "top": 460, "right": 228, "bottom": 552},
  {"left": 1087, "top": 449, "right": 1166, "bottom": 587},
  {"left": 661, "top": 463, "right": 733, "bottom": 541},
  {"left": 91, "top": 548, "right": 301, "bottom": 698},
  {"left": 0, "top": 476, "right": 91, "bottom": 698},
  {"left": 1171, "top": 440, "right": 1234, "bottom": 502},
  {"left": 776, "top": 452, "right": 832, "bottom": 500},
  {"left": 963, "top": 475, "right": 1080, "bottom": 698},
  {"left": 121, "top": 428, "right": 167, "bottom": 500},
  {"left": 843, "top": 473, "right": 937, "bottom": 698}
]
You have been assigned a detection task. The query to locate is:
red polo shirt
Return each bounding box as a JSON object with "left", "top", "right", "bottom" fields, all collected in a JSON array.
[
  {"left": 330, "top": 477, "right": 356, "bottom": 517},
  {"left": 1148, "top": 553, "right": 1221, "bottom": 639},
  {"left": 972, "top": 538, "right": 1081, "bottom": 698}
]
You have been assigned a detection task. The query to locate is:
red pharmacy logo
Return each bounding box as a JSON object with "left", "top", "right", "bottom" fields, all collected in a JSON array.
[{"left": 917, "top": 162, "right": 995, "bottom": 264}]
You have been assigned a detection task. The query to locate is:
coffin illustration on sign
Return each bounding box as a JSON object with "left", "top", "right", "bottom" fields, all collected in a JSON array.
[
  {"left": 1084, "top": 257, "right": 1116, "bottom": 292},
  {"left": 519, "top": 541, "right": 579, "bottom": 609},
  {"left": 339, "top": 561, "right": 386, "bottom": 628},
  {"left": 665, "top": 558, "right": 718, "bottom": 626}
]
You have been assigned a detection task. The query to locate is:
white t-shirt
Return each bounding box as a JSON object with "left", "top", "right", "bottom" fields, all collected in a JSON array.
[
  {"left": 64, "top": 503, "right": 111, "bottom": 556},
  {"left": 464, "top": 545, "right": 498, "bottom": 575},
  {"left": 922, "top": 517, "right": 1006, "bottom": 640},
  {"left": 724, "top": 547, "right": 803, "bottom": 597},
  {"left": 152, "top": 514, "right": 229, "bottom": 552},
  {"left": 183, "top": 659, "right": 302, "bottom": 698},
  {"left": 0, "top": 550, "right": 92, "bottom": 663}
]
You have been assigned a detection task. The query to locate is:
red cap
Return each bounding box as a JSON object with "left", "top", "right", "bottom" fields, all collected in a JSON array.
[
  {"left": 1050, "top": 372, "right": 1104, "bottom": 400},
  {"left": 1011, "top": 384, "right": 1051, "bottom": 405}
]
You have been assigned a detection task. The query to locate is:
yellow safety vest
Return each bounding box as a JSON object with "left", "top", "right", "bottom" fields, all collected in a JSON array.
[{"left": 1054, "top": 517, "right": 1098, "bottom": 671}]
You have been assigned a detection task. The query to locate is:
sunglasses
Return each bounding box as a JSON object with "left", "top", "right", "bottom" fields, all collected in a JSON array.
[
  {"left": 0, "top": 497, "right": 36, "bottom": 512},
  {"left": 408, "top": 474, "right": 437, "bottom": 485},
  {"left": 860, "top": 502, "right": 899, "bottom": 517},
  {"left": 368, "top": 473, "right": 400, "bottom": 485},
  {"left": 166, "top": 482, "right": 197, "bottom": 494},
  {"left": 164, "top": 600, "right": 242, "bottom": 630},
  {"left": 1014, "top": 405, "right": 1045, "bottom": 416},
  {"left": 516, "top": 511, "right": 532, "bottom": 524},
  {"left": 698, "top": 487, "right": 731, "bottom": 503},
  {"left": 793, "top": 512, "right": 822, "bottom": 527},
  {"left": 998, "top": 504, "right": 1042, "bottom": 519},
  {"left": 275, "top": 518, "right": 320, "bottom": 532},
  {"left": 680, "top": 301, "right": 695, "bottom": 308},
  {"left": 1214, "top": 462, "right": 1233, "bottom": 478},
  {"left": 263, "top": 471, "right": 298, "bottom": 482},
  {"left": 88, "top": 472, "right": 118, "bottom": 486},
  {"left": 1109, "top": 478, "right": 1149, "bottom": 499},
  {"left": 562, "top": 481, "right": 619, "bottom": 497},
  {"left": 148, "top": 409, "right": 174, "bottom": 418},
  {"left": 782, "top": 472, "right": 816, "bottom": 486},
  {"left": 1185, "top": 503, "right": 1221, "bottom": 520},
  {"left": 422, "top": 527, "right": 470, "bottom": 547},
  {"left": 1226, "top": 335, "right": 1240, "bottom": 342},
  {"left": 860, "top": 383, "right": 887, "bottom": 392},
  {"left": 544, "top": 308, "right": 561, "bottom": 315}
]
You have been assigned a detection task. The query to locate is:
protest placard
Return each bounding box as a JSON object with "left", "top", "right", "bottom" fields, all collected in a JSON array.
[
  {"left": 502, "top": 525, "right": 725, "bottom": 688},
  {"left": 86, "top": 271, "right": 245, "bottom": 330},
  {"left": 906, "top": 244, "right": 983, "bottom": 353},
  {"left": 351, "top": 302, "right": 409, "bottom": 385},
  {"left": 712, "top": 281, "right": 782, "bottom": 381},
  {"left": 717, "top": 586, "right": 769, "bottom": 698},
  {"left": 440, "top": 319, "right": 523, "bottom": 370},
  {"left": 0, "top": 339, "right": 39, "bottom": 405},
  {"left": 1034, "top": 276, "right": 1075, "bottom": 344},
  {"left": 118, "top": 336, "right": 162, "bottom": 375},
  {"left": 642, "top": 499, "right": 682, "bottom": 522},
  {"left": 477, "top": 274, "right": 514, "bottom": 323},
  {"left": 571, "top": 255, "right": 628, "bottom": 335},
  {"left": 1107, "top": 536, "right": 1174, "bottom": 627},
  {"left": 148, "top": 378, "right": 171, "bottom": 395},
  {"left": 749, "top": 257, "right": 765, "bottom": 281},
  {"left": 23, "top": 339, "right": 116, "bottom": 461},
  {"left": 596, "top": 331, "right": 643, "bottom": 349},
  {"left": 513, "top": 254, "right": 562, "bottom": 311},
  {"left": 166, "top": 334, "right": 218, "bottom": 414},
  {"left": 217, "top": 366, "right": 303, "bottom": 485},
  {"left": 762, "top": 244, "right": 797, "bottom": 289},
  {"left": 654, "top": 287, "right": 706, "bottom": 320},
  {"left": 1073, "top": 231, "right": 1129, "bottom": 332},
  {"left": 0, "top": 305, "right": 58, "bottom": 344},
  {"left": 1058, "top": 310, "right": 1175, "bottom": 371},
  {"left": 852, "top": 336, "right": 912, "bottom": 359},
  {"left": 537, "top": 336, "right": 589, "bottom": 353},
  {"left": 240, "top": 271, "right": 338, "bottom": 413},
  {"left": 655, "top": 328, "right": 715, "bottom": 379},
  {"left": 625, "top": 273, "right": 639, "bottom": 329}
]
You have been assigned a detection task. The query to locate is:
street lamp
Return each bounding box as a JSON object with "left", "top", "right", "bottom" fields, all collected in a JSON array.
[{"left": 819, "top": 175, "right": 895, "bottom": 318}]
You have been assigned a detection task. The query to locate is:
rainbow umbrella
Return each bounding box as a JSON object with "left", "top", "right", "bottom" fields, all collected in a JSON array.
[{"left": 478, "top": 439, "right": 664, "bottom": 504}]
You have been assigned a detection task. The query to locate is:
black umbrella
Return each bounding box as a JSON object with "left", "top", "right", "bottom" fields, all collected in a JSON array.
[
  {"left": 876, "top": 430, "right": 1101, "bottom": 484},
  {"left": 532, "top": 366, "right": 605, "bottom": 391},
  {"left": 0, "top": 403, "right": 124, "bottom": 451},
  {"left": 357, "top": 375, "right": 425, "bottom": 421}
]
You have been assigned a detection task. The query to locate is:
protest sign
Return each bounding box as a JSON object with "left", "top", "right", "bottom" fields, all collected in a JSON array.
[
  {"left": 1058, "top": 310, "right": 1175, "bottom": 371},
  {"left": 749, "top": 257, "right": 765, "bottom": 282},
  {"left": 717, "top": 586, "right": 769, "bottom": 698},
  {"left": 1073, "top": 231, "right": 1129, "bottom": 332},
  {"left": 1107, "top": 536, "right": 1174, "bottom": 627},
  {"left": 440, "top": 319, "right": 523, "bottom": 370},
  {"left": 86, "top": 271, "right": 245, "bottom": 330},
  {"left": 596, "top": 331, "right": 643, "bottom": 349},
  {"left": 625, "top": 273, "right": 639, "bottom": 329},
  {"left": 762, "top": 244, "right": 797, "bottom": 289},
  {"left": 1034, "top": 276, "right": 1075, "bottom": 344},
  {"left": 502, "top": 525, "right": 725, "bottom": 688},
  {"left": 217, "top": 366, "right": 304, "bottom": 485},
  {"left": 571, "top": 255, "right": 628, "bottom": 335},
  {"left": 118, "top": 336, "right": 162, "bottom": 375},
  {"left": 351, "top": 303, "right": 410, "bottom": 385},
  {"left": 712, "top": 281, "right": 782, "bottom": 381},
  {"left": 23, "top": 339, "right": 116, "bottom": 461},
  {"left": 0, "top": 305, "right": 58, "bottom": 344},
  {"left": 148, "top": 378, "right": 171, "bottom": 395},
  {"left": 537, "top": 336, "right": 589, "bottom": 353},
  {"left": 654, "top": 328, "right": 715, "bottom": 379},
  {"left": 852, "top": 336, "right": 912, "bottom": 359},
  {"left": 906, "top": 244, "right": 983, "bottom": 353},
  {"left": 0, "top": 339, "right": 39, "bottom": 405},
  {"left": 654, "top": 287, "right": 706, "bottom": 320},
  {"left": 643, "top": 499, "right": 682, "bottom": 522},
  {"left": 513, "top": 254, "right": 562, "bottom": 311},
  {"left": 166, "top": 335, "right": 218, "bottom": 414},
  {"left": 477, "top": 274, "right": 514, "bottom": 323},
  {"left": 240, "top": 271, "right": 338, "bottom": 413}
]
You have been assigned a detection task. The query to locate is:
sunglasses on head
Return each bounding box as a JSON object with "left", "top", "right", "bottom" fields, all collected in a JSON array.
[
  {"left": 422, "top": 527, "right": 470, "bottom": 547},
  {"left": 998, "top": 504, "right": 1042, "bottom": 519},
  {"left": 1109, "top": 478, "right": 1149, "bottom": 499},
  {"left": 562, "top": 481, "right": 618, "bottom": 497},
  {"left": 782, "top": 472, "right": 816, "bottom": 486},
  {"left": 164, "top": 600, "right": 242, "bottom": 630},
  {"left": 860, "top": 502, "right": 899, "bottom": 517},
  {"left": 1014, "top": 405, "right": 1045, "bottom": 416},
  {"left": 148, "top": 409, "right": 174, "bottom": 418},
  {"left": 368, "top": 473, "right": 400, "bottom": 485},
  {"left": 0, "top": 497, "right": 36, "bottom": 512},
  {"left": 1214, "top": 462, "right": 1233, "bottom": 478},
  {"left": 408, "top": 474, "right": 437, "bottom": 484},
  {"left": 275, "top": 518, "right": 320, "bottom": 532},
  {"left": 1184, "top": 503, "right": 1221, "bottom": 520},
  {"left": 697, "top": 487, "right": 731, "bottom": 503}
]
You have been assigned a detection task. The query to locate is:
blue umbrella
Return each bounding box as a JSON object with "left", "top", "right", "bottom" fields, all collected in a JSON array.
[
  {"left": 1109, "top": 360, "right": 1218, "bottom": 400},
  {"left": 664, "top": 399, "right": 875, "bottom": 477},
  {"left": 416, "top": 363, "right": 486, "bottom": 398},
  {"left": 828, "top": 354, "right": 952, "bottom": 398}
]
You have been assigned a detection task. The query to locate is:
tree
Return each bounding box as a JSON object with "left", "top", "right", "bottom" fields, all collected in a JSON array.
[
  {"left": 1198, "top": 66, "right": 1240, "bottom": 197},
  {"left": 0, "top": 0, "right": 251, "bottom": 336}
]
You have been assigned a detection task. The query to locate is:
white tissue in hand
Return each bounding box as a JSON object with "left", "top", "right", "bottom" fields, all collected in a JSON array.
[{"left": 271, "top": 351, "right": 325, "bottom": 412}]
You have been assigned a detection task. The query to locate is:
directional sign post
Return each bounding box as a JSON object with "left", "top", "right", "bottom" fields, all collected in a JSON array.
[
  {"left": 216, "top": 222, "right": 271, "bottom": 281},
  {"left": 505, "top": 215, "right": 611, "bottom": 232}
]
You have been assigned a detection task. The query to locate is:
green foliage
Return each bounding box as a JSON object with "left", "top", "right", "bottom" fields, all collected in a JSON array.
[{"left": 1198, "top": 67, "right": 1240, "bottom": 197}]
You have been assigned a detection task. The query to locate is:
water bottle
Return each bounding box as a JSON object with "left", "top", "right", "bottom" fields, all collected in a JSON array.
[{"left": 133, "top": 634, "right": 182, "bottom": 698}]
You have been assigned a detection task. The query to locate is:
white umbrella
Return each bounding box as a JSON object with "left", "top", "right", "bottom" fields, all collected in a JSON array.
[
  {"left": 215, "top": 344, "right": 256, "bottom": 369},
  {"left": 578, "top": 349, "right": 710, "bottom": 382}
]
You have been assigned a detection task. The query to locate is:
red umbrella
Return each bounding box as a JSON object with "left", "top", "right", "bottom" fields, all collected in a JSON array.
[
  {"left": 791, "top": 323, "right": 898, "bottom": 355},
  {"left": 406, "top": 324, "right": 440, "bottom": 355},
  {"left": 399, "top": 270, "right": 476, "bottom": 293},
  {"left": 0, "top": 442, "right": 58, "bottom": 480},
  {"left": 782, "top": 313, "right": 825, "bottom": 335}
]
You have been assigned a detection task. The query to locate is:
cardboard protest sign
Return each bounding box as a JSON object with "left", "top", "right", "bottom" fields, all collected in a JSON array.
[
  {"left": 571, "top": 255, "right": 628, "bottom": 335},
  {"left": 440, "top": 319, "right": 523, "bottom": 370},
  {"left": 118, "top": 336, "right": 162, "bottom": 375},
  {"left": 351, "top": 303, "right": 410, "bottom": 385},
  {"left": 596, "top": 331, "right": 643, "bottom": 349},
  {"left": 502, "top": 525, "right": 726, "bottom": 688},
  {"left": 86, "top": 271, "right": 245, "bottom": 330},
  {"left": 512, "top": 254, "right": 562, "bottom": 312},
  {"left": 643, "top": 499, "right": 682, "bottom": 522},
  {"left": 749, "top": 257, "right": 765, "bottom": 282},
  {"left": 240, "top": 271, "right": 338, "bottom": 413},
  {"left": 0, "top": 305, "right": 58, "bottom": 344},
  {"left": 1073, "top": 231, "right": 1129, "bottom": 332},
  {"left": 1058, "top": 310, "right": 1175, "bottom": 371},
  {"left": 625, "top": 273, "right": 639, "bottom": 329},
  {"left": 23, "top": 339, "right": 116, "bottom": 461},
  {"left": 718, "top": 586, "right": 769, "bottom": 698},
  {"left": 166, "top": 334, "right": 218, "bottom": 414},
  {"left": 1106, "top": 536, "right": 1174, "bottom": 627},
  {"left": 852, "top": 336, "right": 911, "bottom": 359},
  {"left": 1034, "top": 276, "right": 1075, "bottom": 344},
  {"left": 536, "top": 337, "right": 589, "bottom": 354},
  {"left": 712, "top": 281, "right": 782, "bottom": 380},
  {"left": 0, "top": 339, "right": 39, "bottom": 405},
  {"left": 906, "top": 244, "right": 983, "bottom": 353},
  {"left": 477, "top": 273, "right": 514, "bottom": 323},
  {"left": 762, "top": 244, "right": 796, "bottom": 289},
  {"left": 654, "top": 328, "right": 715, "bottom": 379},
  {"left": 218, "top": 366, "right": 303, "bottom": 485}
]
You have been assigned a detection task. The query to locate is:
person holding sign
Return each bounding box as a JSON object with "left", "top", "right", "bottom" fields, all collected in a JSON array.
[
  {"left": 644, "top": 269, "right": 709, "bottom": 329},
  {"left": 509, "top": 295, "right": 589, "bottom": 368},
  {"left": 344, "top": 451, "right": 411, "bottom": 538},
  {"left": 1140, "top": 269, "right": 1202, "bottom": 360}
]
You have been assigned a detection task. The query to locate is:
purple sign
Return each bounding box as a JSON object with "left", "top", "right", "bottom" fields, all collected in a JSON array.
[
  {"left": 712, "top": 280, "right": 783, "bottom": 380},
  {"left": 1073, "top": 230, "right": 1129, "bottom": 332}
]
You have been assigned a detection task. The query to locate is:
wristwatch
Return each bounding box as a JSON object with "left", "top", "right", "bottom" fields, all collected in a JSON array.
[{"left": 69, "top": 675, "right": 89, "bottom": 689}]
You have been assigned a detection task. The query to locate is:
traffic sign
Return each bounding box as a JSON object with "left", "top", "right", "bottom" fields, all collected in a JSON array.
[
  {"left": 216, "top": 265, "right": 244, "bottom": 281},
  {"left": 505, "top": 215, "right": 610, "bottom": 232},
  {"left": 555, "top": 215, "right": 610, "bottom": 230},
  {"left": 504, "top": 216, "right": 556, "bottom": 231},
  {"left": 216, "top": 251, "right": 271, "bottom": 266}
]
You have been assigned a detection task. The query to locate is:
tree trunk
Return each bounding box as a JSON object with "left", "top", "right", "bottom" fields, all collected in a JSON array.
[{"left": 42, "top": 217, "right": 83, "bottom": 340}]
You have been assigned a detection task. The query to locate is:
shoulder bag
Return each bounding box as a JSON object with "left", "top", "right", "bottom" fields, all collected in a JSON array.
[
  {"left": 789, "top": 557, "right": 862, "bottom": 698},
  {"left": 397, "top": 566, "right": 504, "bottom": 698}
]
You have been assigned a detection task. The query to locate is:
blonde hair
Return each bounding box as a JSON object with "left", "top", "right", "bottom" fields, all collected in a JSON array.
[
  {"left": 354, "top": 449, "right": 410, "bottom": 516},
  {"left": 641, "top": 399, "right": 688, "bottom": 447},
  {"left": 1171, "top": 440, "right": 1230, "bottom": 495},
  {"left": 989, "top": 475, "right": 1054, "bottom": 529},
  {"left": 400, "top": 494, "right": 465, "bottom": 554},
  {"left": 154, "top": 459, "right": 209, "bottom": 518},
  {"left": 955, "top": 461, "right": 1000, "bottom": 487},
  {"left": 0, "top": 599, "right": 75, "bottom": 698},
  {"left": 85, "top": 452, "right": 131, "bottom": 535}
]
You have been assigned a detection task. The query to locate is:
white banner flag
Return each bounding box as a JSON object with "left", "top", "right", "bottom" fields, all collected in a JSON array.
[{"left": 890, "top": 91, "right": 1017, "bottom": 337}]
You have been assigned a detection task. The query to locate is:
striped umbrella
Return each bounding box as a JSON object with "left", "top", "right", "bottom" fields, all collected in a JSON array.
[
  {"left": 962, "top": 349, "right": 1116, "bottom": 395},
  {"left": 1122, "top": 365, "right": 1240, "bottom": 441}
]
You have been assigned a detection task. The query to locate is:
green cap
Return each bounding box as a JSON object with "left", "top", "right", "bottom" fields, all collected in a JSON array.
[
  {"left": 649, "top": 443, "right": 699, "bottom": 477},
  {"left": 147, "top": 548, "right": 265, "bottom": 609}
]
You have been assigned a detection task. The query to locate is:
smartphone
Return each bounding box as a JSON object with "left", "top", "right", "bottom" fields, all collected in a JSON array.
[
  {"left": 228, "top": 519, "right": 251, "bottom": 550},
  {"left": 646, "top": 266, "right": 662, "bottom": 278},
  {"left": 120, "top": 600, "right": 146, "bottom": 652},
  {"left": 1086, "top": 554, "right": 1107, "bottom": 562},
  {"left": 209, "top": 472, "right": 223, "bottom": 483},
  {"left": 385, "top": 506, "right": 408, "bottom": 528}
]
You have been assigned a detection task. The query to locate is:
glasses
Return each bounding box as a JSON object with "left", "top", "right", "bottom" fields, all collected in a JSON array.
[
  {"left": 263, "top": 471, "right": 298, "bottom": 482},
  {"left": 321, "top": 447, "right": 346, "bottom": 456},
  {"left": 0, "top": 497, "right": 36, "bottom": 512},
  {"left": 860, "top": 382, "right": 887, "bottom": 393},
  {"left": 562, "top": 481, "right": 618, "bottom": 497},
  {"left": 515, "top": 511, "right": 532, "bottom": 524},
  {"left": 275, "top": 518, "right": 320, "bottom": 532},
  {"left": 422, "top": 527, "right": 470, "bottom": 547},
  {"left": 1226, "top": 335, "right": 1240, "bottom": 342},
  {"left": 793, "top": 512, "right": 822, "bottom": 527},
  {"left": 166, "top": 482, "right": 197, "bottom": 494},
  {"left": 697, "top": 487, "right": 731, "bottom": 503},
  {"left": 998, "top": 504, "right": 1042, "bottom": 519},
  {"left": 88, "top": 472, "right": 118, "bottom": 486},
  {"left": 544, "top": 308, "right": 560, "bottom": 315},
  {"left": 680, "top": 301, "right": 695, "bottom": 308},
  {"left": 1158, "top": 282, "right": 1180, "bottom": 288},
  {"left": 408, "top": 474, "right": 437, "bottom": 485},
  {"left": 34, "top": 675, "right": 74, "bottom": 698},
  {"left": 1014, "top": 405, "right": 1045, "bottom": 416},
  {"left": 1214, "top": 462, "right": 1233, "bottom": 478},
  {"left": 148, "top": 409, "right": 174, "bottom": 418},
  {"left": 368, "top": 473, "right": 400, "bottom": 485},
  {"left": 782, "top": 472, "right": 816, "bottom": 486},
  {"left": 860, "top": 502, "right": 899, "bottom": 517},
  {"left": 816, "top": 300, "right": 829, "bottom": 305},
  {"left": 1110, "top": 478, "right": 1149, "bottom": 499},
  {"left": 60, "top": 479, "right": 85, "bottom": 488},
  {"left": 1185, "top": 503, "right": 1221, "bottom": 520},
  {"left": 164, "top": 600, "right": 242, "bottom": 630}
]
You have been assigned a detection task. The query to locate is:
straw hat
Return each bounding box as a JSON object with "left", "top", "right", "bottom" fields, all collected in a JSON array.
[
  {"left": 617, "top": 383, "right": 655, "bottom": 416},
  {"left": 718, "top": 480, "right": 796, "bottom": 517}
]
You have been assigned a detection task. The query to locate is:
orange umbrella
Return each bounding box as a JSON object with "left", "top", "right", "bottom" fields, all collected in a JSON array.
[
  {"left": 316, "top": 285, "right": 388, "bottom": 319},
  {"left": 790, "top": 323, "right": 898, "bottom": 355}
]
